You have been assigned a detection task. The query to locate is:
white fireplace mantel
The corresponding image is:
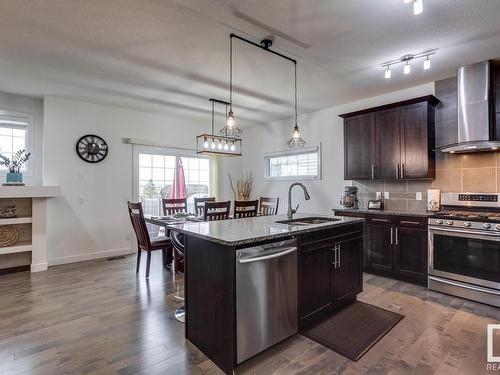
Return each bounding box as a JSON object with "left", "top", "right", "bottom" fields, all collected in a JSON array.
[{"left": 0, "top": 186, "right": 60, "bottom": 272}]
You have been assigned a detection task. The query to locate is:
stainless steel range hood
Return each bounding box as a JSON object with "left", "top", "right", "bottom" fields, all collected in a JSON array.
[{"left": 438, "top": 60, "right": 498, "bottom": 153}]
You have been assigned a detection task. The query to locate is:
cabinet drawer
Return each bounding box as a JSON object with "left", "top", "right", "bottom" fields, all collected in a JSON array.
[
  {"left": 365, "top": 216, "right": 394, "bottom": 225},
  {"left": 300, "top": 226, "right": 363, "bottom": 253},
  {"left": 395, "top": 216, "right": 427, "bottom": 229}
]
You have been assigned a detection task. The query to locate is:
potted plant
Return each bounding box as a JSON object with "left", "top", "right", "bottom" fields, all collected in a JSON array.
[{"left": 0, "top": 149, "right": 31, "bottom": 184}]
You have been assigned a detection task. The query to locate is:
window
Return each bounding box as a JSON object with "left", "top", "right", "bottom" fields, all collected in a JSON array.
[
  {"left": 0, "top": 112, "right": 31, "bottom": 173},
  {"left": 134, "top": 146, "right": 211, "bottom": 216},
  {"left": 264, "top": 146, "right": 321, "bottom": 180}
]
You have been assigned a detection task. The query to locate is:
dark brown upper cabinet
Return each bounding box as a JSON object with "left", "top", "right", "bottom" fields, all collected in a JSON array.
[
  {"left": 344, "top": 113, "right": 374, "bottom": 179},
  {"left": 340, "top": 95, "right": 439, "bottom": 180}
]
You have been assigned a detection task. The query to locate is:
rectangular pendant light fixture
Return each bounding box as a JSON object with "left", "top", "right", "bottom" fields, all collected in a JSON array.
[
  {"left": 196, "top": 98, "right": 242, "bottom": 157},
  {"left": 196, "top": 133, "right": 241, "bottom": 156}
]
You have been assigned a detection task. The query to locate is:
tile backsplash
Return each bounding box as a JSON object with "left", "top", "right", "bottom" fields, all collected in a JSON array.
[{"left": 353, "top": 151, "right": 500, "bottom": 211}]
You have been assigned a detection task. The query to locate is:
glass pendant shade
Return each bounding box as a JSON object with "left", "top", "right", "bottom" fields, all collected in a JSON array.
[
  {"left": 287, "top": 125, "right": 306, "bottom": 148},
  {"left": 226, "top": 111, "right": 235, "bottom": 127}
]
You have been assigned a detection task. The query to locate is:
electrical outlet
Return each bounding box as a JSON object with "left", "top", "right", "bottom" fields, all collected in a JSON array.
[
  {"left": 416, "top": 192, "right": 423, "bottom": 200},
  {"left": 384, "top": 192, "right": 390, "bottom": 199},
  {"left": 376, "top": 192, "right": 382, "bottom": 200},
  {"left": 78, "top": 195, "right": 85, "bottom": 205}
]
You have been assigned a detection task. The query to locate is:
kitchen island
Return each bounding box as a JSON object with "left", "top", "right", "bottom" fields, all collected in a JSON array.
[{"left": 167, "top": 213, "right": 364, "bottom": 374}]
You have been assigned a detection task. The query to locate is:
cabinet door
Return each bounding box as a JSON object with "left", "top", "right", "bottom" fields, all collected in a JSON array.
[
  {"left": 365, "top": 221, "right": 393, "bottom": 271},
  {"left": 299, "top": 247, "right": 333, "bottom": 319},
  {"left": 394, "top": 226, "right": 427, "bottom": 280},
  {"left": 401, "top": 102, "right": 430, "bottom": 178},
  {"left": 374, "top": 108, "right": 401, "bottom": 179},
  {"left": 332, "top": 236, "right": 363, "bottom": 305},
  {"left": 344, "top": 113, "right": 374, "bottom": 180}
]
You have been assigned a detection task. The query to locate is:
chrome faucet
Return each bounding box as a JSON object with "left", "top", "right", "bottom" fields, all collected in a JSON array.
[{"left": 287, "top": 182, "right": 311, "bottom": 220}]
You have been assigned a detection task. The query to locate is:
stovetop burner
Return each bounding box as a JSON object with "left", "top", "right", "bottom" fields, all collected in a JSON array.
[{"left": 434, "top": 210, "right": 500, "bottom": 221}]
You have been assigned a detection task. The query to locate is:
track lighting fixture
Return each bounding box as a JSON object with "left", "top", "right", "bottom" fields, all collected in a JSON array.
[{"left": 381, "top": 51, "right": 436, "bottom": 78}]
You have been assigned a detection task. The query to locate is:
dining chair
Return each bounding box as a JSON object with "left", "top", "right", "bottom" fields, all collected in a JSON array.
[
  {"left": 259, "top": 197, "right": 280, "bottom": 216},
  {"left": 234, "top": 200, "right": 259, "bottom": 218},
  {"left": 127, "top": 202, "right": 172, "bottom": 278},
  {"left": 204, "top": 201, "right": 231, "bottom": 221},
  {"left": 194, "top": 197, "right": 216, "bottom": 216},
  {"left": 162, "top": 198, "right": 187, "bottom": 215}
]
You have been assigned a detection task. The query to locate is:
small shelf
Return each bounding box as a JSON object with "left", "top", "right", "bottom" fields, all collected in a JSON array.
[
  {"left": 0, "top": 216, "right": 32, "bottom": 225},
  {"left": 0, "top": 242, "right": 31, "bottom": 255}
]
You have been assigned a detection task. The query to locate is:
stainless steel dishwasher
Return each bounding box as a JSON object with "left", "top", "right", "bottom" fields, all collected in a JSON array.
[{"left": 236, "top": 238, "right": 298, "bottom": 364}]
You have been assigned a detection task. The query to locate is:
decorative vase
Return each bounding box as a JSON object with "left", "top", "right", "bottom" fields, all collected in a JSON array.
[{"left": 6, "top": 172, "right": 23, "bottom": 183}]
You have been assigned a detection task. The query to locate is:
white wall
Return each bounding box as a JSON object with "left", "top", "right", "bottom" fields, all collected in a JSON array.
[
  {"left": 43, "top": 96, "right": 206, "bottom": 265},
  {"left": 219, "top": 83, "right": 435, "bottom": 215},
  {"left": 0, "top": 92, "right": 43, "bottom": 185}
]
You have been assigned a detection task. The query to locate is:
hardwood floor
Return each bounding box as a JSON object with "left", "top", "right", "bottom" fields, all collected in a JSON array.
[{"left": 0, "top": 253, "right": 498, "bottom": 374}]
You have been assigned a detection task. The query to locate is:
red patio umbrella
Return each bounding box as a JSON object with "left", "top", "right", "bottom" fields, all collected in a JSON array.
[{"left": 170, "top": 157, "right": 186, "bottom": 199}]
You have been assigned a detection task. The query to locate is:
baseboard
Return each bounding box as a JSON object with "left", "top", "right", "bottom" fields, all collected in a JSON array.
[
  {"left": 48, "top": 248, "right": 134, "bottom": 266},
  {"left": 31, "top": 262, "right": 48, "bottom": 272}
]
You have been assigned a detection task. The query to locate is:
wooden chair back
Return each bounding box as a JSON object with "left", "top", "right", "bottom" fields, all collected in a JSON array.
[
  {"left": 204, "top": 201, "right": 231, "bottom": 221},
  {"left": 127, "top": 202, "right": 151, "bottom": 250},
  {"left": 234, "top": 200, "right": 259, "bottom": 219},
  {"left": 162, "top": 198, "right": 187, "bottom": 215},
  {"left": 194, "top": 197, "right": 216, "bottom": 216},
  {"left": 259, "top": 197, "right": 279, "bottom": 216}
]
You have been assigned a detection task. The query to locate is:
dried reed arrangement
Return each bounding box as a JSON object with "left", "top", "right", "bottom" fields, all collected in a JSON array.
[{"left": 228, "top": 172, "right": 253, "bottom": 201}]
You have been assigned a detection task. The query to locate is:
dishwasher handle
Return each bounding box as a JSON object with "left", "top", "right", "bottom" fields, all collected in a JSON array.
[{"left": 238, "top": 247, "right": 297, "bottom": 264}]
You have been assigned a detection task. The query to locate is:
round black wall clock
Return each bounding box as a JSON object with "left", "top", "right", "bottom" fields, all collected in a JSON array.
[{"left": 76, "top": 135, "right": 108, "bottom": 163}]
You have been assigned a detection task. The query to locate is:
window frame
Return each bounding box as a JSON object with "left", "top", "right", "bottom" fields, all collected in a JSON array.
[
  {"left": 263, "top": 144, "right": 322, "bottom": 181},
  {"left": 0, "top": 109, "right": 34, "bottom": 177},
  {"left": 132, "top": 144, "right": 212, "bottom": 202}
]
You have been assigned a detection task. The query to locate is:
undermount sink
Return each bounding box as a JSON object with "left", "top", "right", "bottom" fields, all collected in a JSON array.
[{"left": 276, "top": 217, "right": 340, "bottom": 225}]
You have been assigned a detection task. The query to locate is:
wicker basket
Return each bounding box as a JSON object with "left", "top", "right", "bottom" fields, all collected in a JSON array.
[
  {"left": 0, "top": 226, "right": 19, "bottom": 247},
  {"left": 0, "top": 206, "right": 17, "bottom": 218}
]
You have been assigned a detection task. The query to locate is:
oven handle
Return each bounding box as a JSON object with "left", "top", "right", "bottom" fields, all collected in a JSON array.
[
  {"left": 429, "top": 276, "right": 500, "bottom": 296},
  {"left": 429, "top": 226, "right": 500, "bottom": 239}
]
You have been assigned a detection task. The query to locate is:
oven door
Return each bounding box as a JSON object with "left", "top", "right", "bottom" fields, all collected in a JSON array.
[{"left": 429, "top": 226, "right": 500, "bottom": 290}]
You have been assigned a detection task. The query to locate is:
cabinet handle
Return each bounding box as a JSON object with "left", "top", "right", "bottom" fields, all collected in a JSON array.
[
  {"left": 371, "top": 165, "right": 375, "bottom": 180},
  {"left": 372, "top": 218, "right": 390, "bottom": 223},
  {"left": 332, "top": 245, "right": 337, "bottom": 268},
  {"left": 401, "top": 163, "right": 405, "bottom": 179},
  {"left": 390, "top": 227, "right": 393, "bottom": 244},
  {"left": 400, "top": 220, "right": 420, "bottom": 225},
  {"left": 396, "top": 164, "right": 399, "bottom": 179},
  {"left": 338, "top": 246, "right": 341, "bottom": 268},
  {"left": 395, "top": 228, "right": 399, "bottom": 245}
]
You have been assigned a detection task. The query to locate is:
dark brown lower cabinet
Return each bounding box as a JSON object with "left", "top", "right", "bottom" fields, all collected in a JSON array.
[
  {"left": 365, "top": 219, "right": 393, "bottom": 271},
  {"left": 334, "top": 211, "right": 428, "bottom": 286},
  {"left": 298, "top": 226, "right": 363, "bottom": 327},
  {"left": 394, "top": 226, "right": 427, "bottom": 282}
]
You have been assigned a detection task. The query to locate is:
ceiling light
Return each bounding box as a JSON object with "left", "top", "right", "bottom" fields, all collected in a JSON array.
[
  {"left": 288, "top": 63, "right": 306, "bottom": 148},
  {"left": 423, "top": 56, "right": 431, "bottom": 70},
  {"left": 384, "top": 66, "right": 391, "bottom": 79},
  {"left": 196, "top": 98, "right": 241, "bottom": 156},
  {"left": 413, "top": 0, "right": 423, "bottom": 15},
  {"left": 404, "top": 61, "right": 411, "bottom": 75}
]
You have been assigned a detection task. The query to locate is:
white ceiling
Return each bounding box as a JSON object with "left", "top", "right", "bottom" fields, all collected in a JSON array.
[{"left": 0, "top": 0, "right": 499, "bottom": 128}]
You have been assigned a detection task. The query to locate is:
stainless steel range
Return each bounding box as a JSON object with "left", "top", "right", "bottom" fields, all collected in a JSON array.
[{"left": 428, "top": 193, "right": 500, "bottom": 307}]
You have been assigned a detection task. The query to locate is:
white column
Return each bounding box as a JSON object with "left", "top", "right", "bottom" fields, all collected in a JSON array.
[{"left": 31, "top": 197, "right": 48, "bottom": 272}]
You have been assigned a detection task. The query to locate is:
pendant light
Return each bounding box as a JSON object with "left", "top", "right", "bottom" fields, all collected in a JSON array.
[
  {"left": 226, "top": 34, "right": 304, "bottom": 148},
  {"left": 196, "top": 98, "right": 241, "bottom": 156},
  {"left": 287, "top": 62, "right": 305, "bottom": 148}
]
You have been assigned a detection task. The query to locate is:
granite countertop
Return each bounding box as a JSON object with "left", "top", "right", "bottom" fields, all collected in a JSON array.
[
  {"left": 165, "top": 213, "right": 364, "bottom": 247},
  {"left": 333, "top": 207, "right": 432, "bottom": 218}
]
